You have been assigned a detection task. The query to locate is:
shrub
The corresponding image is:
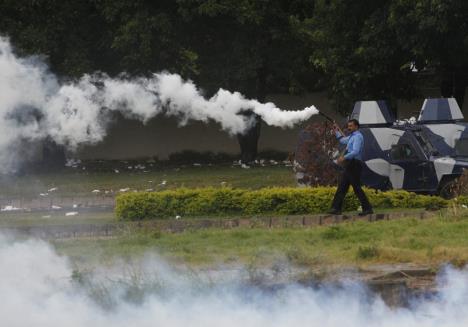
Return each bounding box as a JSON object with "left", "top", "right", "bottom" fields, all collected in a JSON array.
[{"left": 115, "top": 187, "right": 448, "bottom": 220}]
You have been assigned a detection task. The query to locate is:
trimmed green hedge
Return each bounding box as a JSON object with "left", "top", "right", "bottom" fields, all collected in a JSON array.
[{"left": 115, "top": 187, "right": 448, "bottom": 220}]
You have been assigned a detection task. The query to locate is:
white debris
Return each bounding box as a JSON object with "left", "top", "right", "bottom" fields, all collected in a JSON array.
[
  {"left": 193, "top": 163, "right": 202, "bottom": 167},
  {"left": 39, "top": 193, "right": 49, "bottom": 197},
  {"left": 48, "top": 187, "right": 58, "bottom": 192},
  {"left": 73, "top": 204, "right": 78, "bottom": 208},
  {"left": 1, "top": 205, "right": 21, "bottom": 212},
  {"left": 462, "top": 205, "right": 467, "bottom": 209},
  {"left": 65, "top": 211, "right": 78, "bottom": 216},
  {"left": 175, "top": 215, "right": 181, "bottom": 220},
  {"left": 241, "top": 163, "right": 250, "bottom": 169},
  {"left": 119, "top": 188, "right": 130, "bottom": 192},
  {"left": 220, "top": 181, "right": 227, "bottom": 186},
  {"left": 51, "top": 205, "right": 62, "bottom": 210},
  {"left": 159, "top": 180, "right": 167, "bottom": 186},
  {"left": 114, "top": 169, "right": 120, "bottom": 173},
  {"left": 91, "top": 189, "right": 101, "bottom": 193},
  {"left": 42, "top": 215, "right": 51, "bottom": 218},
  {"left": 145, "top": 188, "right": 154, "bottom": 192},
  {"left": 148, "top": 180, "right": 153, "bottom": 183},
  {"left": 65, "top": 158, "right": 81, "bottom": 167},
  {"left": 270, "top": 160, "right": 278, "bottom": 165},
  {"left": 128, "top": 166, "right": 133, "bottom": 169}
]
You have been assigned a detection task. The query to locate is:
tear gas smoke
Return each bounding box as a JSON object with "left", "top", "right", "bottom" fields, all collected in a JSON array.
[
  {"left": 2, "top": 234, "right": 468, "bottom": 326},
  {"left": 0, "top": 37, "right": 318, "bottom": 172}
]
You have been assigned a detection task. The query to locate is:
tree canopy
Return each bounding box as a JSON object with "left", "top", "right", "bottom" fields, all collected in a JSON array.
[{"left": 1, "top": 0, "right": 468, "bottom": 159}]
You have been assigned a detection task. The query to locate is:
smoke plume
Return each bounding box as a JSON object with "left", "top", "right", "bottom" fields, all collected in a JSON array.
[
  {"left": 0, "top": 37, "right": 318, "bottom": 171},
  {"left": 2, "top": 234, "right": 468, "bottom": 326}
]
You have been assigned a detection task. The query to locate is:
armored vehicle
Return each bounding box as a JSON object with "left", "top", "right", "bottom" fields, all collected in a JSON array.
[{"left": 294, "top": 98, "right": 468, "bottom": 198}]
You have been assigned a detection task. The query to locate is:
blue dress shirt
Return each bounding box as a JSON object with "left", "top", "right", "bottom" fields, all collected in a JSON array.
[{"left": 335, "top": 130, "right": 364, "bottom": 161}]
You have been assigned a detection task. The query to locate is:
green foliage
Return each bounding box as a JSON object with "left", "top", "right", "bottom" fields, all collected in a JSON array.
[
  {"left": 356, "top": 244, "right": 380, "bottom": 260},
  {"left": 115, "top": 187, "right": 448, "bottom": 220}
]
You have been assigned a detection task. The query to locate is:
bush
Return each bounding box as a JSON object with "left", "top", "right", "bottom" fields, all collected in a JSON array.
[{"left": 115, "top": 187, "right": 448, "bottom": 220}]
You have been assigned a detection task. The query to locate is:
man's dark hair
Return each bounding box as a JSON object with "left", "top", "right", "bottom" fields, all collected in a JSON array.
[{"left": 348, "top": 119, "right": 360, "bottom": 128}]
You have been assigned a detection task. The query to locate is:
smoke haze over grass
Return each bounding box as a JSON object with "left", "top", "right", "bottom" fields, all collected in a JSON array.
[
  {"left": 2, "top": 233, "right": 468, "bottom": 326},
  {"left": 0, "top": 36, "right": 318, "bottom": 173}
]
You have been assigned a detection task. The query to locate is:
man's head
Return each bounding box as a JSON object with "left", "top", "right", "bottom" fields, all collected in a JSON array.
[{"left": 347, "top": 119, "right": 360, "bottom": 132}]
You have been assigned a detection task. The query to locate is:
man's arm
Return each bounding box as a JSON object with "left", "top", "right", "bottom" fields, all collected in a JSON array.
[
  {"left": 343, "top": 134, "right": 363, "bottom": 160},
  {"left": 335, "top": 131, "right": 349, "bottom": 145}
]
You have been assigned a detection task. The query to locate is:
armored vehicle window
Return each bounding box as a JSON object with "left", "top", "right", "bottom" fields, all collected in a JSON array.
[
  {"left": 390, "top": 144, "right": 417, "bottom": 161},
  {"left": 455, "top": 138, "right": 468, "bottom": 157},
  {"left": 414, "top": 131, "right": 438, "bottom": 156}
]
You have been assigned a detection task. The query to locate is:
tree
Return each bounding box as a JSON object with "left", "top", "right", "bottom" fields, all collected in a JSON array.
[
  {"left": 305, "top": 0, "right": 417, "bottom": 115},
  {"left": 177, "top": 0, "right": 318, "bottom": 162},
  {"left": 388, "top": 0, "right": 468, "bottom": 109}
]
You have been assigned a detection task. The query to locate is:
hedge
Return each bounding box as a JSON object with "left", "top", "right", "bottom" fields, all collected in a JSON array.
[{"left": 115, "top": 187, "right": 449, "bottom": 220}]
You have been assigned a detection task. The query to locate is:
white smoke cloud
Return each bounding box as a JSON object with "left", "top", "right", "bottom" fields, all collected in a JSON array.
[
  {"left": 1, "top": 234, "right": 468, "bottom": 326},
  {"left": 0, "top": 37, "right": 318, "bottom": 171}
]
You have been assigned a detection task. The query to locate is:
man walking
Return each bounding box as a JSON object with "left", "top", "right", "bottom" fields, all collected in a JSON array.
[{"left": 328, "top": 119, "right": 373, "bottom": 216}]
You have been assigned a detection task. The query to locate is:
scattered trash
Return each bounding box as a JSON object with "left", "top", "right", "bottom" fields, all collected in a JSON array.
[
  {"left": 65, "top": 211, "right": 78, "bottom": 216},
  {"left": 145, "top": 188, "right": 154, "bottom": 192},
  {"left": 159, "top": 180, "right": 167, "bottom": 186},
  {"left": 42, "top": 215, "right": 51, "bottom": 219},
  {"left": 1, "top": 205, "right": 21, "bottom": 212},
  {"left": 65, "top": 158, "right": 81, "bottom": 168},
  {"left": 119, "top": 188, "right": 130, "bottom": 192},
  {"left": 39, "top": 193, "right": 48, "bottom": 197},
  {"left": 73, "top": 204, "right": 78, "bottom": 208},
  {"left": 193, "top": 163, "right": 202, "bottom": 167},
  {"left": 220, "top": 181, "right": 227, "bottom": 186},
  {"left": 48, "top": 187, "right": 58, "bottom": 192},
  {"left": 91, "top": 189, "right": 101, "bottom": 193},
  {"left": 148, "top": 180, "right": 153, "bottom": 183},
  {"left": 463, "top": 205, "right": 467, "bottom": 209},
  {"left": 175, "top": 215, "right": 181, "bottom": 219},
  {"left": 51, "top": 205, "right": 62, "bottom": 210},
  {"left": 114, "top": 169, "right": 120, "bottom": 173},
  {"left": 241, "top": 163, "right": 250, "bottom": 169}
]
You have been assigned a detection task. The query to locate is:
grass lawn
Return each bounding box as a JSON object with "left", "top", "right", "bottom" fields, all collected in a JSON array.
[
  {"left": 53, "top": 211, "right": 468, "bottom": 270},
  {"left": 0, "top": 211, "right": 115, "bottom": 227},
  {"left": 0, "top": 165, "right": 295, "bottom": 199}
]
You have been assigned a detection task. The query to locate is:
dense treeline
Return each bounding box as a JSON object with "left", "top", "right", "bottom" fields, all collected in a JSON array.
[{"left": 1, "top": 0, "right": 468, "bottom": 161}]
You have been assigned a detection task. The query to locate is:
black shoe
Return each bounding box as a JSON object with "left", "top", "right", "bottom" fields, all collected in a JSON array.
[
  {"left": 358, "top": 209, "right": 374, "bottom": 216},
  {"left": 327, "top": 209, "right": 342, "bottom": 215}
]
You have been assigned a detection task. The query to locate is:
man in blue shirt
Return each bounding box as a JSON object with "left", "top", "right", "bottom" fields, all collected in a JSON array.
[{"left": 328, "top": 119, "right": 373, "bottom": 216}]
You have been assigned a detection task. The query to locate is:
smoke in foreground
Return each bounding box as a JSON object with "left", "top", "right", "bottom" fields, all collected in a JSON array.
[
  {"left": 0, "top": 36, "right": 318, "bottom": 172},
  {"left": 2, "top": 235, "right": 468, "bottom": 326}
]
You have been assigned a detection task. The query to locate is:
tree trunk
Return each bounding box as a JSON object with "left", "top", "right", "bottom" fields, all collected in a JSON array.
[
  {"left": 237, "top": 115, "right": 261, "bottom": 163},
  {"left": 454, "top": 71, "right": 466, "bottom": 110},
  {"left": 237, "top": 67, "right": 266, "bottom": 163},
  {"left": 440, "top": 70, "right": 467, "bottom": 109},
  {"left": 41, "top": 138, "right": 66, "bottom": 171}
]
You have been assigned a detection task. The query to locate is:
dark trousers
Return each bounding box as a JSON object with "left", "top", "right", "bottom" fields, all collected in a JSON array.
[{"left": 331, "top": 159, "right": 372, "bottom": 211}]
